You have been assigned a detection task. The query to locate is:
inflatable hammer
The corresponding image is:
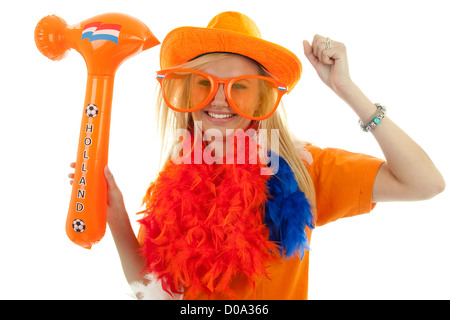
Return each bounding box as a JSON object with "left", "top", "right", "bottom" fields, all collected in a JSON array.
[{"left": 35, "top": 13, "right": 160, "bottom": 249}]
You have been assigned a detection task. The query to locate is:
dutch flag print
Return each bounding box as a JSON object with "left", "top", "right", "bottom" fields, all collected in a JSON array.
[{"left": 81, "top": 22, "right": 122, "bottom": 44}]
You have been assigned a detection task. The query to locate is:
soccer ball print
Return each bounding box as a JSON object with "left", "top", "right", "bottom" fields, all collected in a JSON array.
[
  {"left": 72, "top": 219, "right": 86, "bottom": 233},
  {"left": 85, "top": 104, "right": 99, "bottom": 118}
]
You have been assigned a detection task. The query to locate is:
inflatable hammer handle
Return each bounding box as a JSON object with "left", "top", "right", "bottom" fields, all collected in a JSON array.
[
  {"left": 35, "top": 13, "right": 160, "bottom": 249},
  {"left": 66, "top": 75, "right": 113, "bottom": 249}
]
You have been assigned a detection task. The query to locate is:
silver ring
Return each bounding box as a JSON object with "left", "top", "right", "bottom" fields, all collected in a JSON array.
[{"left": 325, "top": 37, "right": 331, "bottom": 49}]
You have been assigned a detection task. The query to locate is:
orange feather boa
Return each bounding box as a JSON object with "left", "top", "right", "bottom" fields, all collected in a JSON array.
[{"left": 139, "top": 132, "right": 278, "bottom": 299}]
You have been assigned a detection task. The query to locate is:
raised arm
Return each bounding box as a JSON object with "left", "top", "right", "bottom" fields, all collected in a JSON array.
[{"left": 303, "top": 35, "right": 445, "bottom": 202}]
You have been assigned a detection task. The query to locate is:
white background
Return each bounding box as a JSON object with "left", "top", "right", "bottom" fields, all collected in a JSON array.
[{"left": 1, "top": 0, "right": 449, "bottom": 299}]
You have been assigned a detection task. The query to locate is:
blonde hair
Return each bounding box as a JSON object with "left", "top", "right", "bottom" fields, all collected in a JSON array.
[{"left": 154, "top": 53, "right": 316, "bottom": 211}]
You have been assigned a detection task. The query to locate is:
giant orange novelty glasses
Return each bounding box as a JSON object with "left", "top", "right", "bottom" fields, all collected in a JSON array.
[{"left": 156, "top": 68, "right": 288, "bottom": 120}]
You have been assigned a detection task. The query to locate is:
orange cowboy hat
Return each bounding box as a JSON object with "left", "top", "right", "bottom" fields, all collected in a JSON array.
[{"left": 160, "top": 11, "right": 302, "bottom": 92}]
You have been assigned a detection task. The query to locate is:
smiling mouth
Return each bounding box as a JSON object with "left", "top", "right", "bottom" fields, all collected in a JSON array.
[{"left": 205, "top": 111, "right": 236, "bottom": 119}]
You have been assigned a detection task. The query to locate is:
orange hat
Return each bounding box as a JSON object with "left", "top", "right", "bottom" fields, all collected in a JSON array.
[{"left": 160, "top": 11, "right": 302, "bottom": 92}]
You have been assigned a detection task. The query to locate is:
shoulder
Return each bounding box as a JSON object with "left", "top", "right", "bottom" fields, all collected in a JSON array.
[
  {"left": 293, "top": 137, "right": 383, "bottom": 174},
  {"left": 291, "top": 136, "right": 314, "bottom": 166},
  {"left": 291, "top": 139, "right": 385, "bottom": 226}
]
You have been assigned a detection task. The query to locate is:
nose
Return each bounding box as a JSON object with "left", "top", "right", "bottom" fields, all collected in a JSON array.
[{"left": 211, "top": 84, "right": 229, "bottom": 107}]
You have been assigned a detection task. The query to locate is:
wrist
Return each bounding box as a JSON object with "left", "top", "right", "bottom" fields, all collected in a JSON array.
[
  {"left": 333, "top": 79, "right": 358, "bottom": 99},
  {"left": 107, "top": 205, "right": 129, "bottom": 227},
  {"left": 359, "top": 103, "right": 387, "bottom": 132},
  {"left": 333, "top": 81, "right": 378, "bottom": 119}
]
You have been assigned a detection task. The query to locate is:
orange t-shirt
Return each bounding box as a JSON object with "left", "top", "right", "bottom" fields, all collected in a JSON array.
[{"left": 137, "top": 144, "right": 384, "bottom": 300}]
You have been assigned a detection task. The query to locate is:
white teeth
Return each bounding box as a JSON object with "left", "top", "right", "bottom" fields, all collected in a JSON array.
[{"left": 206, "top": 112, "right": 235, "bottom": 119}]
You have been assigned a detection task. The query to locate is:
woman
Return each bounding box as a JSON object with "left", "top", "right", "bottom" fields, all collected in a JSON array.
[{"left": 70, "top": 11, "right": 444, "bottom": 299}]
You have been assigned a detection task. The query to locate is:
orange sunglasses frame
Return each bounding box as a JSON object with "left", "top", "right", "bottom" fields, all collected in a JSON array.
[{"left": 156, "top": 68, "right": 288, "bottom": 120}]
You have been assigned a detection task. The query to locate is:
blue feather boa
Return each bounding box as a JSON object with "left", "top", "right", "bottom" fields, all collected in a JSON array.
[{"left": 265, "top": 154, "right": 315, "bottom": 259}]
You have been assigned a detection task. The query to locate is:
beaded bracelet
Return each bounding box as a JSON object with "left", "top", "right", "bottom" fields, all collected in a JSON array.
[{"left": 359, "top": 103, "right": 387, "bottom": 132}]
